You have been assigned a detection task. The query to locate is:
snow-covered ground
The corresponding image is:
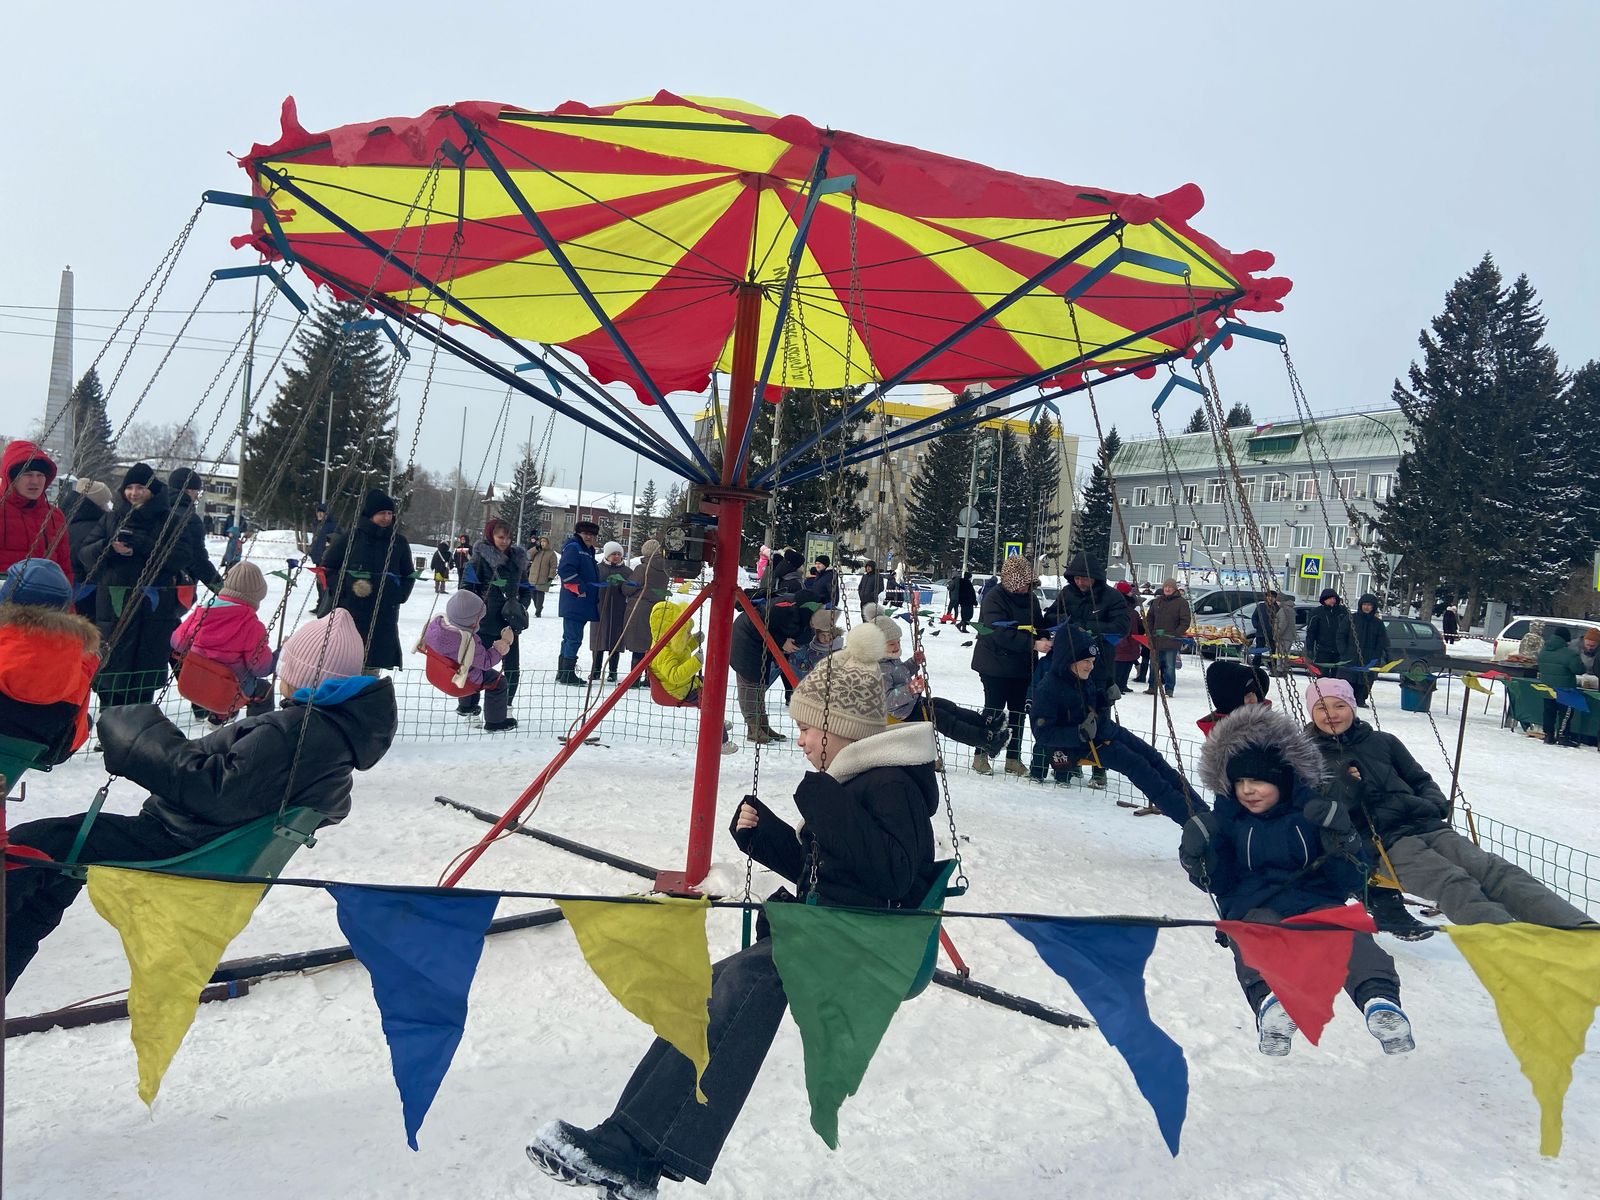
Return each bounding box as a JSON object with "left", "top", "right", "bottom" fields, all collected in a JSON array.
[{"left": 5, "top": 539, "right": 1597, "bottom": 1198}]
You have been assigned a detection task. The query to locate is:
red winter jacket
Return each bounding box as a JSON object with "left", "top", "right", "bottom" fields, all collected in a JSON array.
[{"left": 1, "top": 441, "right": 71, "bottom": 576}]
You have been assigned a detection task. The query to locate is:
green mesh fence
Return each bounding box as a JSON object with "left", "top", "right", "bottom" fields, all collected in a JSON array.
[{"left": 1453, "top": 807, "right": 1600, "bottom": 914}]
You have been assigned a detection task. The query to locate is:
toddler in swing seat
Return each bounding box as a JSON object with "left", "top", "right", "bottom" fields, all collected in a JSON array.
[
  {"left": 645, "top": 599, "right": 735, "bottom": 752},
  {"left": 0, "top": 559, "right": 100, "bottom": 766},
  {"left": 1183, "top": 704, "right": 1415, "bottom": 1057},
  {"left": 170, "top": 561, "right": 278, "bottom": 724},
  {"left": 785, "top": 606, "right": 842, "bottom": 682},
  {"left": 420, "top": 590, "right": 517, "bottom": 732},
  {"left": 862, "top": 604, "right": 1010, "bottom": 756}
]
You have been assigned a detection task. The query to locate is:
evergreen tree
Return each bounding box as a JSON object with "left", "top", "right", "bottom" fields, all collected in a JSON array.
[
  {"left": 1224, "top": 402, "right": 1254, "bottom": 428},
  {"left": 496, "top": 446, "right": 543, "bottom": 543},
  {"left": 903, "top": 419, "right": 976, "bottom": 577},
  {"left": 242, "top": 297, "right": 394, "bottom": 530},
  {"left": 1070, "top": 426, "right": 1120, "bottom": 569},
  {"left": 661, "top": 482, "right": 687, "bottom": 522},
  {"left": 1182, "top": 407, "right": 1207, "bottom": 434},
  {"left": 634, "top": 478, "right": 660, "bottom": 544},
  {"left": 1564, "top": 361, "right": 1600, "bottom": 558},
  {"left": 67, "top": 366, "right": 117, "bottom": 483},
  {"left": 1022, "top": 415, "right": 1064, "bottom": 568}
]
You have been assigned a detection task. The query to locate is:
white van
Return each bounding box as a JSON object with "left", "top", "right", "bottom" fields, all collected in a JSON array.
[{"left": 1492, "top": 616, "right": 1600, "bottom": 661}]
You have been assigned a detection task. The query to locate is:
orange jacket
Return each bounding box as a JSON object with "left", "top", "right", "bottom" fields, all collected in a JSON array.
[{"left": 0, "top": 602, "right": 101, "bottom": 762}]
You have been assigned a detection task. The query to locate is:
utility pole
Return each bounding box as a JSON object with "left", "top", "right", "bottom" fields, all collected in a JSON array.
[
  {"left": 238, "top": 271, "right": 259, "bottom": 530},
  {"left": 449, "top": 406, "right": 466, "bottom": 541},
  {"left": 990, "top": 424, "right": 1005, "bottom": 573},
  {"left": 764, "top": 398, "right": 784, "bottom": 552},
  {"left": 959, "top": 435, "right": 980, "bottom": 577},
  {"left": 574, "top": 424, "right": 589, "bottom": 527},
  {"left": 515, "top": 410, "right": 535, "bottom": 543},
  {"left": 320, "top": 375, "right": 337, "bottom": 506},
  {"left": 625, "top": 451, "right": 640, "bottom": 555}
]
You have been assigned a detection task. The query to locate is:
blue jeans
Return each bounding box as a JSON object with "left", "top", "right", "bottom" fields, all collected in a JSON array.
[
  {"left": 560, "top": 616, "right": 587, "bottom": 660},
  {"left": 1157, "top": 649, "right": 1178, "bottom": 693}
]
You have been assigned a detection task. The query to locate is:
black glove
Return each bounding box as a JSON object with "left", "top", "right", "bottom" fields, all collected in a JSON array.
[
  {"left": 1322, "top": 761, "right": 1368, "bottom": 814},
  {"left": 1105, "top": 684, "right": 1122, "bottom": 705},
  {"left": 729, "top": 793, "right": 763, "bottom": 853},
  {"left": 1302, "top": 795, "right": 1354, "bottom": 835},
  {"left": 1178, "top": 811, "right": 1223, "bottom": 882},
  {"left": 1077, "top": 713, "right": 1098, "bottom": 743},
  {"left": 501, "top": 597, "right": 530, "bottom": 633}
]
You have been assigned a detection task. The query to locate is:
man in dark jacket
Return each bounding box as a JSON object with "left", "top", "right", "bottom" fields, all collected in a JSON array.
[
  {"left": 1250, "top": 589, "right": 1298, "bottom": 678},
  {"left": 167, "top": 467, "right": 224, "bottom": 595},
  {"left": 1348, "top": 593, "right": 1390, "bottom": 708},
  {"left": 62, "top": 479, "right": 113, "bottom": 617},
  {"left": 1536, "top": 626, "right": 1585, "bottom": 747},
  {"left": 555, "top": 520, "right": 600, "bottom": 685},
  {"left": 4, "top": 606, "right": 397, "bottom": 992},
  {"left": 308, "top": 500, "right": 340, "bottom": 609},
  {"left": 1045, "top": 553, "right": 1130, "bottom": 685},
  {"left": 971, "top": 555, "right": 1049, "bottom": 776},
  {"left": 1304, "top": 587, "right": 1356, "bottom": 681},
  {"left": 732, "top": 548, "right": 808, "bottom": 742},
  {"left": 1143, "top": 577, "right": 1191, "bottom": 696},
  {"left": 809, "top": 554, "right": 839, "bottom": 605},
  {"left": 857, "top": 560, "right": 883, "bottom": 611},
  {"left": 316, "top": 489, "right": 417, "bottom": 672},
  {"left": 528, "top": 625, "right": 940, "bottom": 1194}
]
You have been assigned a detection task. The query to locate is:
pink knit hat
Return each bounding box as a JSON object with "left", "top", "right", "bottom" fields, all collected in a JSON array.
[
  {"left": 1304, "top": 676, "right": 1357, "bottom": 712},
  {"left": 278, "top": 608, "right": 366, "bottom": 691}
]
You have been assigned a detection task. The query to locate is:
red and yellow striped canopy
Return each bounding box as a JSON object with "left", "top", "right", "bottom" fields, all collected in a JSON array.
[{"left": 240, "top": 92, "right": 1289, "bottom": 401}]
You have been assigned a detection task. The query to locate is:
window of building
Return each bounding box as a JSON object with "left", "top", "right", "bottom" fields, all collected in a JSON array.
[
  {"left": 1292, "top": 524, "right": 1315, "bottom": 549},
  {"left": 1262, "top": 525, "right": 1280, "bottom": 548},
  {"left": 1262, "top": 474, "right": 1288, "bottom": 503},
  {"left": 1294, "top": 472, "right": 1319, "bottom": 502},
  {"left": 1327, "top": 523, "right": 1349, "bottom": 549},
  {"left": 1207, "top": 478, "right": 1226, "bottom": 504},
  {"left": 1182, "top": 483, "right": 1199, "bottom": 505},
  {"left": 1238, "top": 476, "right": 1258, "bottom": 503},
  {"left": 1356, "top": 573, "right": 1373, "bottom": 597},
  {"left": 1111, "top": 541, "right": 1123, "bottom": 557},
  {"left": 1130, "top": 526, "right": 1146, "bottom": 546},
  {"left": 1153, "top": 526, "right": 1168, "bottom": 546},
  {"left": 1133, "top": 486, "right": 1150, "bottom": 506},
  {"left": 1330, "top": 471, "right": 1357, "bottom": 499},
  {"left": 1202, "top": 524, "right": 1224, "bottom": 547},
  {"left": 1156, "top": 483, "right": 1174, "bottom": 505},
  {"left": 1368, "top": 473, "right": 1394, "bottom": 502}
]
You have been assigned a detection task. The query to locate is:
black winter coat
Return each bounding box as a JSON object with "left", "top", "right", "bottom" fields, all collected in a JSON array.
[
  {"left": 1304, "top": 603, "right": 1356, "bottom": 670},
  {"left": 1029, "top": 656, "right": 1110, "bottom": 756},
  {"left": 1305, "top": 717, "right": 1450, "bottom": 840},
  {"left": 971, "top": 586, "right": 1044, "bottom": 679},
  {"left": 1351, "top": 594, "right": 1389, "bottom": 665},
  {"left": 468, "top": 539, "right": 533, "bottom": 630},
  {"left": 730, "top": 723, "right": 940, "bottom": 908},
  {"left": 78, "top": 481, "right": 191, "bottom": 629},
  {"left": 62, "top": 494, "right": 107, "bottom": 584},
  {"left": 171, "top": 495, "right": 223, "bottom": 591},
  {"left": 1201, "top": 780, "right": 1368, "bottom": 920},
  {"left": 317, "top": 517, "right": 417, "bottom": 669},
  {"left": 1045, "top": 580, "right": 1128, "bottom": 687},
  {"left": 858, "top": 571, "right": 883, "bottom": 608},
  {"left": 98, "top": 676, "right": 398, "bottom": 849},
  {"left": 730, "top": 595, "right": 811, "bottom": 681},
  {"left": 308, "top": 517, "right": 340, "bottom": 567}
]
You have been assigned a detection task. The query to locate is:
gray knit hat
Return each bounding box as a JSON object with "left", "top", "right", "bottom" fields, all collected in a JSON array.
[
  {"left": 220, "top": 561, "right": 268, "bottom": 608},
  {"left": 860, "top": 602, "right": 901, "bottom": 643},
  {"left": 788, "top": 623, "right": 889, "bottom": 741}
]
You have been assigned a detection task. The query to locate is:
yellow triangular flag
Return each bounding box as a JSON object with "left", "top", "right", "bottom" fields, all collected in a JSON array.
[
  {"left": 1462, "top": 673, "right": 1491, "bottom": 696},
  {"left": 1531, "top": 683, "right": 1558, "bottom": 699},
  {"left": 87, "top": 867, "right": 266, "bottom": 1106},
  {"left": 1443, "top": 923, "right": 1600, "bottom": 1156},
  {"left": 1375, "top": 658, "right": 1404, "bottom": 674},
  {"left": 557, "top": 896, "right": 712, "bottom": 1101}
]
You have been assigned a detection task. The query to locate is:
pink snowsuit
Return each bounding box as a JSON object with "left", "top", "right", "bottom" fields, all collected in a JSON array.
[
  {"left": 422, "top": 614, "right": 503, "bottom": 686},
  {"left": 171, "top": 599, "right": 274, "bottom": 677}
]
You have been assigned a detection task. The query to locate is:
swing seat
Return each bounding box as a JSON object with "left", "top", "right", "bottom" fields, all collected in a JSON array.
[
  {"left": 647, "top": 671, "right": 696, "bottom": 708},
  {"left": 0, "top": 735, "right": 49, "bottom": 798},
  {"left": 906, "top": 859, "right": 964, "bottom": 1000},
  {"left": 66, "top": 806, "right": 325, "bottom": 880},
  {"left": 423, "top": 645, "right": 483, "bottom": 698},
  {"left": 176, "top": 653, "right": 249, "bottom": 716}
]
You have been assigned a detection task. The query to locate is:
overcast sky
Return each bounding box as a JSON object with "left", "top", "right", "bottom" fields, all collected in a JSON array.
[{"left": 5, "top": 1, "right": 1595, "bottom": 500}]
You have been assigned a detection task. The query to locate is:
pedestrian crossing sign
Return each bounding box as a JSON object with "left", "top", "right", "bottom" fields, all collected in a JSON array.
[
  {"left": 1004, "top": 542, "right": 1023, "bottom": 558},
  {"left": 1298, "top": 553, "right": 1323, "bottom": 580}
]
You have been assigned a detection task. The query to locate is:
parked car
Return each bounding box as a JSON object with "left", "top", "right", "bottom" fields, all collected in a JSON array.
[
  {"left": 1382, "top": 616, "right": 1448, "bottom": 671},
  {"left": 1190, "top": 588, "right": 1270, "bottom": 620},
  {"left": 1493, "top": 616, "right": 1600, "bottom": 662},
  {"left": 1204, "top": 600, "right": 1315, "bottom": 661}
]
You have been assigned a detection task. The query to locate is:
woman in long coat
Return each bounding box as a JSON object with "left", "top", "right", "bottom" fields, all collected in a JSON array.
[
  {"left": 620, "top": 539, "right": 671, "bottom": 688},
  {"left": 589, "top": 541, "right": 638, "bottom": 683},
  {"left": 317, "top": 489, "right": 416, "bottom": 672}
]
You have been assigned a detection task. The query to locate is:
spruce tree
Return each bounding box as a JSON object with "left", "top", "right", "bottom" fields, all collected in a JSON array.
[
  {"left": 1224, "top": 402, "right": 1254, "bottom": 428},
  {"left": 67, "top": 366, "right": 117, "bottom": 483},
  {"left": 995, "top": 426, "right": 1031, "bottom": 561},
  {"left": 634, "top": 478, "right": 660, "bottom": 544},
  {"left": 242, "top": 297, "right": 394, "bottom": 530},
  {"left": 903, "top": 419, "right": 976, "bottom": 577},
  {"left": 1564, "top": 361, "right": 1600, "bottom": 558},
  {"left": 496, "top": 446, "right": 544, "bottom": 543},
  {"left": 1070, "top": 426, "right": 1120, "bottom": 570},
  {"left": 1182, "top": 407, "right": 1207, "bottom": 434}
]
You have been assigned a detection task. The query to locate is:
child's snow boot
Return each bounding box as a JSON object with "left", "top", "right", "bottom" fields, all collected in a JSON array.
[
  {"left": 1366, "top": 887, "right": 1435, "bottom": 941},
  {"left": 1088, "top": 766, "right": 1108, "bottom": 790},
  {"left": 527, "top": 1120, "right": 659, "bottom": 1200},
  {"left": 1256, "top": 994, "right": 1297, "bottom": 1056},
  {"left": 721, "top": 720, "right": 738, "bottom": 755},
  {"left": 1363, "top": 998, "right": 1416, "bottom": 1055}
]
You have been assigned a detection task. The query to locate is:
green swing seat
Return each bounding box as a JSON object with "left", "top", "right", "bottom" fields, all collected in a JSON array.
[
  {"left": 63, "top": 806, "right": 325, "bottom": 880},
  {"left": 0, "top": 734, "right": 50, "bottom": 798}
]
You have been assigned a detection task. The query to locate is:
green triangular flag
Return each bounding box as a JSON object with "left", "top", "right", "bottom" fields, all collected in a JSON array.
[
  {"left": 107, "top": 585, "right": 128, "bottom": 617},
  {"left": 764, "top": 903, "right": 937, "bottom": 1148}
]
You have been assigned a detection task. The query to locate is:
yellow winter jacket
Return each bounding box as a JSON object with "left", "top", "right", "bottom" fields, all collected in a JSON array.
[{"left": 648, "top": 600, "right": 703, "bottom": 700}]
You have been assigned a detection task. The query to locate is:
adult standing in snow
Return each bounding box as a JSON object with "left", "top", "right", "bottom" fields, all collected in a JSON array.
[
  {"left": 1112, "top": 580, "right": 1145, "bottom": 693},
  {"left": 857, "top": 559, "right": 883, "bottom": 612},
  {"left": 527, "top": 534, "right": 557, "bottom": 618},
  {"left": 430, "top": 541, "right": 453, "bottom": 595},
  {"left": 621, "top": 539, "right": 670, "bottom": 687},
  {"left": 462, "top": 517, "right": 532, "bottom": 711},
  {"left": 732, "top": 547, "right": 806, "bottom": 742},
  {"left": 0, "top": 440, "right": 71, "bottom": 578},
  {"left": 1304, "top": 587, "right": 1356, "bottom": 682},
  {"left": 808, "top": 554, "right": 838, "bottom": 606},
  {"left": 953, "top": 571, "right": 977, "bottom": 630},
  {"left": 1536, "top": 626, "right": 1585, "bottom": 747},
  {"left": 63, "top": 479, "right": 113, "bottom": 617},
  {"left": 167, "top": 467, "right": 225, "bottom": 600},
  {"left": 590, "top": 541, "right": 637, "bottom": 684},
  {"left": 1349, "top": 593, "right": 1390, "bottom": 708},
  {"left": 970, "top": 555, "right": 1049, "bottom": 776},
  {"left": 308, "top": 500, "right": 340, "bottom": 609},
  {"left": 527, "top": 622, "right": 940, "bottom": 1197},
  {"left": 1144, "top": 578, "right": 1191, "bottom": 697},
  {"left": 453, "top": 535, "right": 471, "bottom": 589},
  {"left": 1045, "top": 553, "right": 1129, "bottom": 688},
  {"left": 1250, "top": 589, "right": 1297, "bottom": 677},
  {"left": 316, "top": 489, "right": 416, "bottom": 673},
  {"left": 1441, "top": 607, "right": 1459, "bottom": 643},
  {"left": 556, "top": 520, "right": 600, "bottom": 686}
]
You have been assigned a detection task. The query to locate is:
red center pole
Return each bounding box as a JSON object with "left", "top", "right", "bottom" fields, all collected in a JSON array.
[{"left": 657, "top": 283, "right": 763, "bottom": 892}]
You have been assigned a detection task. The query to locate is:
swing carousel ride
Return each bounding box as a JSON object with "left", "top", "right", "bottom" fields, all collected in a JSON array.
[{"left": 224, "top": 91, "right": 1292, "bottom": 891}]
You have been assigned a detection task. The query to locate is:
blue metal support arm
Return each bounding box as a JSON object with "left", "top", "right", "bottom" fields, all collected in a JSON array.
[
  {"left": 1191, "top": 320, "right": 1285, "bottom": 367},
  {"left": 202, "top": 190, "right": 293, "bottom": 260},
  {"left": 759, "top": 216, "right": 1127, "bottom": 485},
  {"left": 731, "top": 148, "right": 844, "bottom": 477},
  {"left": 210, "top": 264, "right": 309, "bottom": 314},
  {"left": 340, "top": 317, "right": 411, "bottom": 359},
  {"left": 1151, "top": 372, "right": 1206, "bottom": 413},
  {"left": 448, "top": 112, "right": 716, "bottom": 480},
  {"left": 252, "top": 162, "right": 709, "bottom": 482}
]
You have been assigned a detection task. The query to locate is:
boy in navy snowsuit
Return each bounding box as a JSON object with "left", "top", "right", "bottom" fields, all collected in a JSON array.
[
  {"left": 1183, "top": 704, "right": 1414, "bottom": 1057},
  {"left": 1029, "top": 625, "right": 1205, "bottom": 823}
]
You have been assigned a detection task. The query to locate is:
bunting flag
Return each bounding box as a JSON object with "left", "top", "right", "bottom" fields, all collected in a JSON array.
[
  {"left": 556, "top": 896, "right": 714, "bottom": 1101},
  {"left": 1006, "top": 918, "right": 1188, "bottom": 1155},
  {"left": 107, "top": 585, "right": 128, "bottom": 617},
  {"left": 1216, "top": 905, "right": 1377, "bottom": 1045},
  {"left": 331, "top": 884, "right": 500, "bottom": 1150},
  {"left": 765, "top": 903, "right": 937, "bottom": 1148},
  {"left": 143, "top": 586, "right": 161, "bottom": 611},
  {"left": 86, "top": 867, "right": 266, "bottom": 1106},
  {"left": 175, "top": 584, "right": 196, "bottom": 610},
  {"left": 1462, "top": 673, "right": 1494, "bottom": 696},
  {"left": 1531, "top": 683, "right": 1558, "bottom": 699},
  {"left": 1365, "top": 658, "right": 1404, "bottom": 673},
  {"left": 1444, "top": 924, "right": 1600, "bottom": 1156},
  {"left": 1554, "top": 688, "right": 1590, "bottom": 713}
]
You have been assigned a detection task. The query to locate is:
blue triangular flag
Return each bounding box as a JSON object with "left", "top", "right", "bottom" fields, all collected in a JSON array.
[
  {"left": 1554, "top": 687, "right": 1591, "bottom": 713},
  {"left": 72, "top": 582, "right": 95, "bottom": 602},
  {"left": 331, "top": 885, "right": 499, "bottom": 1149},
  {"left": 143, "top": 585, "right": 160, "bottom": 611},
  {"left": 1006, "top": 918, "right": 1188, "bottom": 1155}
]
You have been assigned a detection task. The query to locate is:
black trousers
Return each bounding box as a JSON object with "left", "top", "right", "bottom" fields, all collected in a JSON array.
[
  {"left": 927, "top": 696, "right": 990, "bottom": 748},
  {"left": 1114, "top": 659, "right": 1137, "bottom": 691},
  {"left": 979, "top": 674, "right": 1029, "bottom": 761},
  {"left": 600, "top": 939, "right": 789, "bottom": 1185},
  {"left": 1230, "top": 907, "right": 1400, "bottom": 1013},
  {"left": 531, "top": 588, "right": 546, "bottom": 617},
  {"left": 1543, "top": 698, "right": 1572, "bottom": 744},
  {"left": 5, "top": 811, "right": 190, "bottom": 993}
]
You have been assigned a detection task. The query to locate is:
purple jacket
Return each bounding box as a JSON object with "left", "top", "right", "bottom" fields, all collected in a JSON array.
[{"left": 422, "top": 615, "right": 503, "bottom": 685}]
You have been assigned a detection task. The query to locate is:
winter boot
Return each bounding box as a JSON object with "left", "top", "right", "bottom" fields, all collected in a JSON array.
[
  {"left": 1363, "top": 998, "right": 1416, "bottom": 1055},
  {"left": 1004, "top": 755, "right": 1028, "bottom": 778},
  {"left": 721, "top": 720, "right": 739, "bottom": 756},
  {"left": 630, "top": 653, "right": 648, "bottom": 688},
  {"left": 757, "top": 718, "right": 788, "bottom": 742},
  {"left": 483, "top": 679, "right": 517, "bottom": 732},
  {"left": 971, "top": 751, "right": 993, "bottom": 776},
  {"left": 1088, "top": 767, "right": 1109, "bottom": 790},
  {"left": 607, "top": 655, "right": 620, "bottom": 684},
  {"left": 527, "top": 1120, "right": 659, "bottom": 1200},
  {"left": 746, "top": 719, "right": 778, "bottom": 745},
  {"left": 982, "top": 713, "right": 1013, "bottom": 759},
  {"left": 556, "top": 657, "right": 587, "bottom": 687},
  {"left": 1366, "top": 887, "right": 1435, "bottom": 940},
  {"left": 1256, "top": 994, "right": 1297, "bottom": 1057}
]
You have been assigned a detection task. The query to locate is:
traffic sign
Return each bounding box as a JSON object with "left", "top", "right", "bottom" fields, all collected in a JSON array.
[
  {"left": 955, "top": 525, "right": 980, "bottom": 539},
  {"left": 1004, "top": 541, "right": 1023, "bottom": 558},
  {"left": 1298, "top": 552, "right": 1323, "bottom": 580},
  {"left": 1175, "top": 561, "right": 1192, "bottom": 570},
  {"left": 957, "top": 506, "right": 979, "bottom": 527}
]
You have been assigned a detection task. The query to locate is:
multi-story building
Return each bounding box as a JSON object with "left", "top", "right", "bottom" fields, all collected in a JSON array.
[
  {"left": 484, "top": 484, "right": 639, "bottom": 548},
  {"left": 1108, "top": 409, "right": 1409, "bottom": 600}
]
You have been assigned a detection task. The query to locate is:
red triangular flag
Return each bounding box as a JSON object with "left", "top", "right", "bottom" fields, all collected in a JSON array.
[
  {"left": 1131, "top": 633, "right": 1151, "bottom": 650},
  {"left": 1216, "top": 905, "right": 1376, "bottom": 1045}
]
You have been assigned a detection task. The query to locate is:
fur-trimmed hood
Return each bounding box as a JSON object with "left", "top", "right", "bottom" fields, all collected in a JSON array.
[
  {"left": 1197, "top": 703, "right": 1324, "bottom": 797},
  {"left": 826, "top": 720, "right": 936, "bottom": 783},
  {"left": 0, "top": 601, "right": 100, "bottom": 654}
]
